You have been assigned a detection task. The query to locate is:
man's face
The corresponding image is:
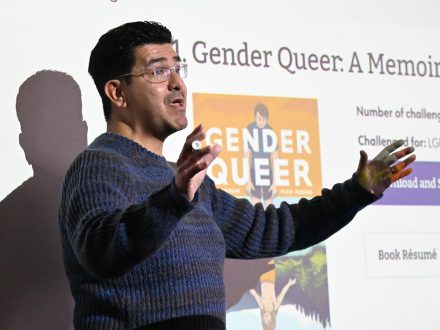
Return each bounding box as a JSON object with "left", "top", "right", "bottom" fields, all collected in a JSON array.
[
  {"left": 122, "top": 43, "right": 187, "bottom": 140},
  {"left": 255, "top": 111, "right": 268, "bottom": 128}
]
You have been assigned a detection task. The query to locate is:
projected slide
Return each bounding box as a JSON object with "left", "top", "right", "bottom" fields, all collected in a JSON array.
[{"left": 1, "top": 1, "right": 439, "bottom": 329}]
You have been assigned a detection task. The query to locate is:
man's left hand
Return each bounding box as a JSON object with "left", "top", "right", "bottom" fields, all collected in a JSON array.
[{"left": 356, "top": 139, "right": 416, "bottom": 196}]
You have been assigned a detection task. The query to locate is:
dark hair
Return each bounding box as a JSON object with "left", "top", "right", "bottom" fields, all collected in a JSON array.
[
  {"left": 255, "top": 103, "right": 269, "bottom": 119},
  {"left": 88, "top": 21, "right": 172, "bottom": 121},
  {"left": 260, "top": 309, "right": 277, "bottom": 330}
]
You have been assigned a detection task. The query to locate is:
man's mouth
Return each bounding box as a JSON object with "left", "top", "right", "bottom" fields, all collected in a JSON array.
[
  {"left": 171, "top": 97, "right": 184, "bottom": 106},
  {"left": 167, "top": 93, "right": 185, "bottom": 109}
]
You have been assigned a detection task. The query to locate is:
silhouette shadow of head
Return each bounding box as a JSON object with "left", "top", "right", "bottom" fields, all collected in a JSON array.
[
  {"left": 17, "top": 70, "right": 87, "bottom": 177},
  {"left": 0, "top": 70, "right": 87, "bottom": 330}
]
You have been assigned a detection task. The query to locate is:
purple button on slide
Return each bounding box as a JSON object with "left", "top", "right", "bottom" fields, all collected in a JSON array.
[{"left": 375, "top": 161, "right": 440, "bottom": 206}]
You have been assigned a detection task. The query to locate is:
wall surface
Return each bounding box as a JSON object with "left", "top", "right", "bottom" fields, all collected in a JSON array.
[{"left": 1, "top": 1, "right": 439, "bottom": 329}]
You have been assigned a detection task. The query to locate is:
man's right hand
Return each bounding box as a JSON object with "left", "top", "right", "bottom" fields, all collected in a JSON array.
[{"left": 174, "top": 124, "right": 221, "bottom": 201}]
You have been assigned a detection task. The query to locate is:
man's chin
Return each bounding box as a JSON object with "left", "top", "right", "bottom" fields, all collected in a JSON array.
[
  {"left": 176, "top": 118, "right": 188, "bottom": 131},
  {"left": 166, "top": 118, "right": 188, "bottom": 135}
]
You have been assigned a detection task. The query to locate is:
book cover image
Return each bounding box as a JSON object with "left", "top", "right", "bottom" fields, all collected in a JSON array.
[{"left": 193, "top": 93, "right": 331, "bottom": 330}]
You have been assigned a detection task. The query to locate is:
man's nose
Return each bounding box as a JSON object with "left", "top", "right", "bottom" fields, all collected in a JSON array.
[{"left": 168, "top": 70, "right": 186, "bottom": 91}]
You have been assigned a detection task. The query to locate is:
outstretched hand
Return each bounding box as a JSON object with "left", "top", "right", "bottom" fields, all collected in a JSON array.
[
  {"left": 356, "top": 139, "right": 416, "bottom": 196},
  {"left": 175, "top": 124, "right": 221, "bottom": 201}
]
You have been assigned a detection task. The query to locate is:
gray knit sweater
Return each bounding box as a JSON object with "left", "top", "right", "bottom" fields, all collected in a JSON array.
[{"left": 59, "top": 133, "right": 378, "bottom": 329}]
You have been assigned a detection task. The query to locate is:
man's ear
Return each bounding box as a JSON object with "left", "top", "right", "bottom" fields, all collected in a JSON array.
[{"left": 104, "top": 79, "right": 126, "bottom": 108}]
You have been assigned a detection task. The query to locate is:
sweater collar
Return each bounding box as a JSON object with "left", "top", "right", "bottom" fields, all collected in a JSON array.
[{"left": 90, "top": 132, "right": 169, "bottom": 167}]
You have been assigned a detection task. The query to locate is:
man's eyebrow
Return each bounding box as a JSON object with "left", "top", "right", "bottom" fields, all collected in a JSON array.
[{"left": 146, "top": 55, "right": 181, "bottom": 66}]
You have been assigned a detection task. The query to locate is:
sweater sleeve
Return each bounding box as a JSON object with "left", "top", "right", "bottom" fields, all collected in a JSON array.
[
  {"left": 60, "top": 150, "right": 193, "bottom": 279},
  {"left": 209, "top": 174, "right": 380, "bottom": 258}
]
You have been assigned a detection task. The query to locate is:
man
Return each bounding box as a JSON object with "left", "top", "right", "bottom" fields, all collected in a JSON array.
[
  {"left": 244, "top": 103, "right": 278, "bottom": 206},
  {"left": 59, "top": 21, "right": 415, "bottom": 330}
]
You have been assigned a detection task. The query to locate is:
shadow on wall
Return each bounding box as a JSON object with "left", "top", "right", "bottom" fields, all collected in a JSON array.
[{"left": 0, "top": 70, "right": 88, "bottom": 330}]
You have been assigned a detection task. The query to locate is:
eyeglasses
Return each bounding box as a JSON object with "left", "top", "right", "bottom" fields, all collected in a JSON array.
[{"left": 117, "top": 63, "right": 188, "bottom": 84}]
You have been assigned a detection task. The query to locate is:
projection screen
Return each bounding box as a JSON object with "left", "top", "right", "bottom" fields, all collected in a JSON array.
[{"left": 1, "top": 1, "right": 439, "bottom": 329}]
